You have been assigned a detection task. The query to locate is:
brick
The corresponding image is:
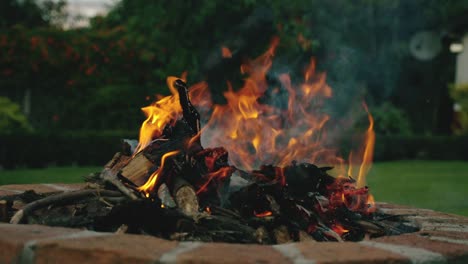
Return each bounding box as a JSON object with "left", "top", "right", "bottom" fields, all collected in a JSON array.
[
  {"left": 177, "top": 243, "right": 292, "bottom": 264},
  {"left": 420, "top": 231, "right": 468, "bottom": 240},
  {"left": 377, "top": 203, "right": 465, "bottom": 221},
  {"left": 34, "top": 233, "right": 178, "bottom": 264},
  {"left": 0, "top": 184, "right": 60, "bottom": 195},
  {"left": 376, "top": 203, "right": 413, "bottom": 210},
  {"left": 295, "top": 241, "right": 408, "bottom": 264},
  {"left": 0, "top": 189, "right": 20, "bottom": 196},
  {"left": 0, "top": 223, "right": 83, "bottom": 263},
  {"left": 373, "top": 233, "right": 468, "bottom": 262},
  {"left": 0, "top": 183, "right": 85, "bottom": 195},
  {"left": 407, "top": 215, "right": 468, "bottom": 226}
]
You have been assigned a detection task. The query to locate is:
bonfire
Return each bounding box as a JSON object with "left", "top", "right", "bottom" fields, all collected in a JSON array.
[{"left": 2, "top": 39, "right": 418, "bottom": 244}]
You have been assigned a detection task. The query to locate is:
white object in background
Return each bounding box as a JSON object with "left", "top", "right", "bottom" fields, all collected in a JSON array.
[
  {"left": 456, "top": 34, "right": 468, "bottom": 85},
  {"left": 409, "top": 31, "right": 442, "bottom": 61}
]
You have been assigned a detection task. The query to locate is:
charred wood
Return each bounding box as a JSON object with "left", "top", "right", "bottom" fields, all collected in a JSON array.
[{"left": 10, "top": 189, "right": 123, "bottom": 224}]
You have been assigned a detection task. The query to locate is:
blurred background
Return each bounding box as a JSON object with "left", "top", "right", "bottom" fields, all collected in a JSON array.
[{"left": 0, "top": 0, "right": 467, "bottom": 215}]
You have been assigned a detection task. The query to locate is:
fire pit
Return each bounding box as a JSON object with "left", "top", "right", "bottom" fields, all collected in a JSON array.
[
  {"left": 1, "top": 40, "right": 468, "bottom": 263},
  {"left": 1, "top": 184, "right": 468, "bottom": 263}
]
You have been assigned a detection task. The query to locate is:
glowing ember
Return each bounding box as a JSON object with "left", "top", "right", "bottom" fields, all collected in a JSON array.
[
  {"left": 254, "top": 210, "right": 273, "bottom": 217},
  {"left": 221, "top": 46, "right": 232, "bottom": 58},
  {"left": 331, "top": 224, "right": 349, "bottom": 236}
]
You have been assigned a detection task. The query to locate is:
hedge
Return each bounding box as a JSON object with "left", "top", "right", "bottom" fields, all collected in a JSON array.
[
  {"left": 1, "top": 132, "right": 467, "bottom": 169},
  {"left": 0, "top": 130, "right": 137, "bottom": 169},
  {"left": 373, "top": 135, "right": 468, "bottom": 161}
]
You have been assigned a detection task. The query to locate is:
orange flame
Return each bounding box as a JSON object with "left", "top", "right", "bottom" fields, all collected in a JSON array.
[
  {"left": 348, "top": 103, "right": 375, "bottom": 187},
  {"left": 134, "top": 37, "right": 376, "bottom": 198},
  {"left": 221, "top": 46, "right": 232, "bottom": 58},
  {"left": 357, "top": 103, "right": 375, "bottom": 187},
  {"left": 331, "top": 224, "right": 349, "bottom": 236},
  {"left": 134, "top": 77, "right": 183, "bottom": 154},
  {"left": 196, "top": 166, "right": 236, "bottom": 194},
  {"left": 198, "top": 38, "right": 342, "bottom": 172},
  {"left": 365, "top": 194, "right": 376, "bottom": 214},
  {"left": 254, "top": 210, "right": 273, "bottom": 217},
  {"left": 138, "top": 150, "right": 180, "bottom": 196}
]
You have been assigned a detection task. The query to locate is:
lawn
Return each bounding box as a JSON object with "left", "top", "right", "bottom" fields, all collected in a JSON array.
[
  {"left": 0, "top": 161, "right": 467, "bottom": 216},
  {"left": 366, "top": 160, "right": 468, "bottom": 216},
  {"left": 0, "top": 166, "right": 101, "bottom": 185}
]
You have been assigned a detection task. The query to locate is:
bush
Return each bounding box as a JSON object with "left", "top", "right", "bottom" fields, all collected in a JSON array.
[
  {"left": 371, "top": 103, "right": 412, "bottom": 136},
  {"left": 374, "top": 135, "right": 468, "bottom": 161},
  {"left": 450, "top": 83, "right": 468, "bottom": 134},
  {"left": 0, "top": 96, "right": 32, "bottom": 133},
  {"left": 0, "top": 130, "right": 137, "bottom": 169},
  {"left": 1, "top": 131, "right": 467, "bottom": 169}
]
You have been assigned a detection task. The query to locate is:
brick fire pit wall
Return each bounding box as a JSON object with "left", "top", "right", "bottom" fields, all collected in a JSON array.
[{"left": 1, "top": 184, "right": 468, "bottom": 264}]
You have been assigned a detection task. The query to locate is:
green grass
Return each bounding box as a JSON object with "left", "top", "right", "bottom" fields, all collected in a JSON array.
[
  {"left": 0, "top": 161, "right": 467, "bottom": 216},
  {"left": 0, "top": 166, "right": 100, "bottom": 185},
  {"left": 367, "top": 161, "right": 468, "bottom": 216}
]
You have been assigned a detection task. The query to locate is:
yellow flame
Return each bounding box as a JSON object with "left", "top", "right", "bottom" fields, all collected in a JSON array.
[
  {"left": 134, "top": 77, "right": 183, "bottom": 155},
  {"left": 138, "top": 150, "right": 180, "bottom": 196},
  {"left": 357, "top": 103, "right": 375, "bottom": 187}
]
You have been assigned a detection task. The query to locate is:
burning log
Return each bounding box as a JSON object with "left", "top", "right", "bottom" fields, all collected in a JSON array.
[
  {"left": 120, "top": 152, "right": 154, "bottom": 186},
  {"left": 171, "top": 177, "right": 199, "bottom": 217},
  {"left": 174, "top": 78, "right": 201, "bottom": 135},
  {"left": 104, "top": 78, "right": 204, "bottom": 196}
]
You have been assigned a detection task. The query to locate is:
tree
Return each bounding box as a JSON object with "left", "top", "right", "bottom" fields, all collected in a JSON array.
[{"left": 0, "top": 0, "right": 66, "bottom": 29}]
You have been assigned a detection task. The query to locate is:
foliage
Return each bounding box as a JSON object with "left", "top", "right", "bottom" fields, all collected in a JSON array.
[
  {"left": 373, "top": 134, "right": 468, "bottom": 161},
  {"left": 1, "top": 130, "right": 467, "bottom": 169},
  {"left": 0, "top": 130, "right": 136, "bottom": 169},
  {"left": 1, "top": 0, "right": 467, "bottom": 133},
  {"left": 371, "top": 103, "right": 412, "bottom": 136},
  {"left": 0, "top": 96, "right": 32, "bottom": 133},
  {"left": 0, "top": 0, "right": 66, "bottom": 29},
  {"left": 0, "top": 26, "right": 158, "bottom": 130},
  {"left": 450, "top": 83, "right": 468, "bottom": 134}
]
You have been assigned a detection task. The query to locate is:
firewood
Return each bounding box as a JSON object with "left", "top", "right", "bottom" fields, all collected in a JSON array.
[
  {"left": 172, "top": 177, "right": 199, "bottom": 217},
  {"left": 0, "top": 200, "right": 8, "bottom": 222},
  {"left": 298, "top": 230, "right": 316, "bottom": 242},
  {"left": 174, "top": 79, "right": 200, "bottom": 135},
  {"left": 104, "top": 152, "right": 132, "bottom": 175},
  {"left": 115, "top": 224, "right": 129, "bottom": 234},
  {"left": 100, "top": 169, "right": 139, "bottom": 200},
  {"left": 254, "top": 226, "right": 270, "bottom": 244},
  {"left": 157, "top": 183, "right": 176, "bottom": 208},
  {"left": 273, "top": 225, "right": 292, "bottom": 244},
  {"left": 120, "top": 151, "right": 154, "bottom": 186},
  {"left": 10, "top": 189, "right": 123, "bottom": 224}
]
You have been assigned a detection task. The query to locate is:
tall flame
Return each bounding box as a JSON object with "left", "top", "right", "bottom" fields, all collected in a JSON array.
[
  {"left": 134, "top": 77, "right": 183, "bottom": 155},
  {"left": 348, "top": 103, "right": 375, "bottom": 187},
  {"left": 134, "top": 38, "right": 375, "bottom": 195},
  {"left": 357, "top": 103, "right": 375, "bottom": 187},
  {"left": 199, "top": 38, "right": 342, "bottom": 172}
]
